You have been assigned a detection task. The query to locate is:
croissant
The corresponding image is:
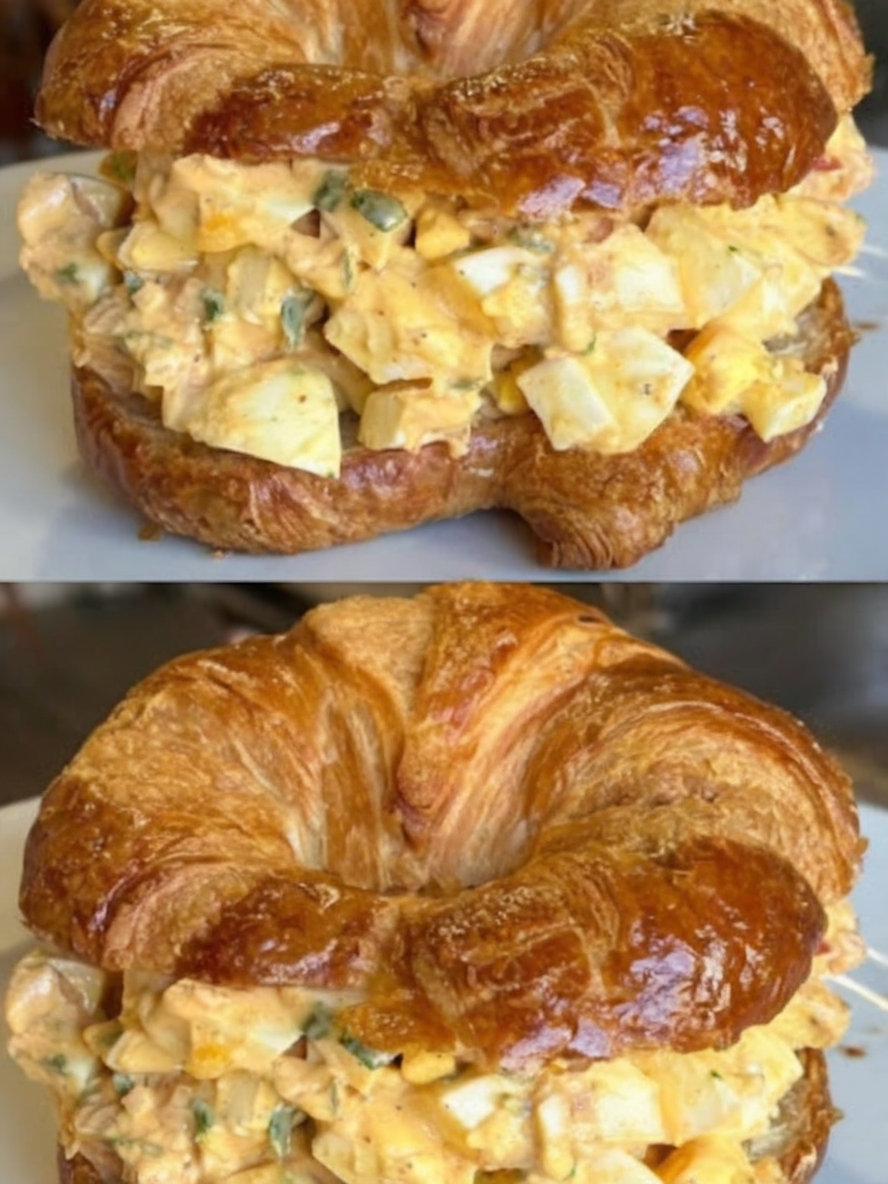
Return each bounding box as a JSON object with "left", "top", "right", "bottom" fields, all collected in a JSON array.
[
  {"left": 18, "top": 0, "right": 874, "bottom": 565},
  {"left": 6, "top": 584, "right": 866, "bottom": 1184}
]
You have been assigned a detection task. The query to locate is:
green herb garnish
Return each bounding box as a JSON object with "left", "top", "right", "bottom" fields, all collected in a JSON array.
[
  {"left": 191, "top": 1098, "right": 215, "bottom": 1141},
  {"left": 313, "top": 171, "right": 348, "bottom": 213},
  {"left": 113, "top": 1073, "right": 135, "bottom": 1097},
  {"left": 508, "top": 226, "right": 555, "bottom": 254},
  {"left": 124, "top": 271, "right": 144, "bottom": 296},
  {"left": 303, "top": 1004, "right": 333, "bottom": 1040},
  {"left": 339, "top": 1033, "right": 392, "bottom": 1070},
  {"left": 351, "top": 189, "right": 408, "bottom": 233},
  {"left": 342, "top": 250, "right": 354, "bottom": 292},
  {"left": 584, "top": 335, "right": 597, "bottom": 356},
  {"left": 201, "top": 290, "right": 225, "bottom": 323},
  {"left": 56, "top": 264, "right": 79, "bottom": 285},
  {"left": 105, "top": 151, "right": 137, "bottom": 188},
  {"left": 268, "top": 1104, "right": 297, "bottom": 1159},
  {"left": 281, "top": 290, "right": 312, "bottom": 349}
]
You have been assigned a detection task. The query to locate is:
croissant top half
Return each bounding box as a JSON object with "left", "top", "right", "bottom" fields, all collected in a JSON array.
[
  {"left": 20, "top": 584, "right": 863, "bottom": 1071},
  {"left": 35, "top": 0, "right": 871, "bottom": 218}
]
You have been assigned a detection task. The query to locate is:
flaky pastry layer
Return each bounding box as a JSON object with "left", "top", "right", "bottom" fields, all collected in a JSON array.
[
  {"left": 20, "top": 587, "right": 863, "bottom": 1065},
  {"left": 36, "top": 1, "right": 871, "bottom": 219}
]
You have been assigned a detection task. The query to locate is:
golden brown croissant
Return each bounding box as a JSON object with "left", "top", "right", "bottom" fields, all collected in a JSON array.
[
  {"left": 19, "top": 0, "right": 874, "bottom": 565},
  {"left": 6, "top": 587, "right": 871, "bottom": 1184},
  {"left": 36, "top": 0, "right": 871, "bottom": 218},
  {"left": 17, "top": 583, "right": 863, "bottom": 1059},
  {"left": 5, "top": 587, "right": 871, "bottom": 1179}
]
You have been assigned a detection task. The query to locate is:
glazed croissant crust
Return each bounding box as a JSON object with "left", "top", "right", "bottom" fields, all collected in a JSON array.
[
  {"left": 20, "top": 584, "right": 862, "bottom": 1071},
  {"left": 37, "top": 0, "right": 871, "bottom": 217}
]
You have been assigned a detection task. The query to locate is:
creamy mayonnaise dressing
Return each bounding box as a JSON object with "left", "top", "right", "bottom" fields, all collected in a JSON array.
[
  {"left": 4, "top": 904, "right": 864, "bottom": 1184},
  {"left": 17, "top": 119, "right": 871, "bottom": 476}
]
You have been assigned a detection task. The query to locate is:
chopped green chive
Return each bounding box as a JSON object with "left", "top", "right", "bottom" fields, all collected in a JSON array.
[
  {"left": 584, "top": 335, "right": 597, "bottom": 355},
  {"left": 342, "top": 251, "right": 355, "bottom": 292},
  {"left": 106, "top": 151, "right": 137, "bottom": 188},
  {"left": 313, "top": 172, "right": 347, "bottom": 213},
  {"left": 124, "top": 271, "right": 144, "bottom": 296},
  {"left": 56, "top": 264, "right": 79, "bottom": 285},
  {"left": 351, "top": 189, "right": 408, "bottom": 233},
  {"left": 339, "top": 1033, "right": 393, "bottom": 1069},
  {"left": 44, "top": 1053, "right": 67, "bottom": 1074},
  {"left": 302, "top": 1004, "right": 333, "bottom": 1040},
  {"left": 268, "top": 1104, "right": 297, "bottom": 1159},
  {"left": 191, "top": 1098, "right": 215, "bottom": 1141},
  {"left": 113, "top": 1073, "right": 135, "bottom": 1097},
  {"left": 201, "top": 290, "right": 225, "bottom": 323},
  {"left": 281, "top": 291, "right": 312, "bottom": 349},
  {"left": 508, "top": 226, "right": 555, "bottom": 254}
]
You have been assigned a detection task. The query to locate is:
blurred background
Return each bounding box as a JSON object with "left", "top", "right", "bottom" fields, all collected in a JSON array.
[
  {"left": 0, "top": 582, "right": 886, "bottom": 809},
  {"left": 1, "top": 0, "right": 888, "bottom": 163}
]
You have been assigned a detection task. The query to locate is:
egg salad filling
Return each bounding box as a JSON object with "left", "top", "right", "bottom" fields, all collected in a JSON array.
[
  {"left": 5, "top": 903, "right": 864, "bottom": 1184},
  {"left": 18, "top": 119, "right": 871, "bottom": 477}
]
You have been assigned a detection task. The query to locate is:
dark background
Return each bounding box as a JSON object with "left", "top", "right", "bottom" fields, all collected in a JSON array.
[
  {"left": 0, "top": 583, "right": 887, "bottom": 809},
  {"left": 2, "top": 0, "right": 888, "bottom": 162}
]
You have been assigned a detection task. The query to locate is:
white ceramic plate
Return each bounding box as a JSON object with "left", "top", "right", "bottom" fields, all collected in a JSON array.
[
  {"left": 1, "top": 154, "right": 888, "bottom": 580},
  {"left": 0, "top": 797, "right": 886, "bottom": 1183}
]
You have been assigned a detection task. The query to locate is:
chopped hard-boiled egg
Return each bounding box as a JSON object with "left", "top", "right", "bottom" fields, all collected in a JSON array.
[
  {"left": 684, "top": 325, "right": 828, "bottom": 441},
  {"left": 415, "top": 199, "right": 473, "bottom": 261},
  {"left": 325, "top": 253, "right": 493, "bottom": 386},
  {"left": 358, "top": 383, "right": 482, "bottom": 454},
  {"left": 554, "top": 225, "right": 688, "bottom": 351},
  {"left": 17, "top": 116, "right": 870, "bottom": 476},
  {"left": 518, "top": 331, "right": 694, "bottom": 453},
  {"left": 176, "top": 358, "right": 343, "bottom": 477},
  {"left": 646, "top": 207, "right": 767, "bottom": 331},
  {"left": 656, "top": 1135, "right": 755, "bottom": 1184},
  {"left": 163, "top": 156, "right": 316, "bottom": 254},
  {"left": 18, "top": 172, "right": 128, "bottom": 307}
]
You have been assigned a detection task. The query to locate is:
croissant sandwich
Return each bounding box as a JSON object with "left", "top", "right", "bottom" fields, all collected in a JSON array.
[
  {"left": 16, "top": 0, "right": 875, "bottom": 566},
  {"left": 5, "top": 584, "right": 868, "bottom": 1184}
]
